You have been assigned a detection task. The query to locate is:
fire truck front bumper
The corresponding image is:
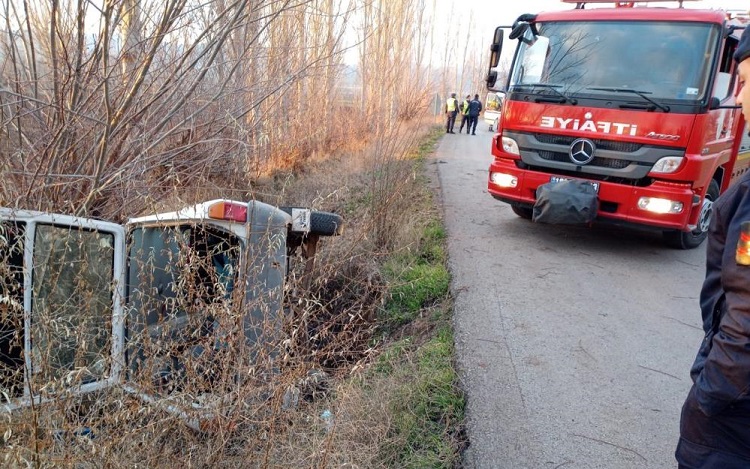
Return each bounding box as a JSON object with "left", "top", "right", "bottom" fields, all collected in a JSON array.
[{"left": 487, "top": 159, "right": 697, "bottom": 231}]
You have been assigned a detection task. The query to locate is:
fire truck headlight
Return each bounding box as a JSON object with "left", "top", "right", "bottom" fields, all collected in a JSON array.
[
  {"left": 637, "top": 197, "right": 683, "bottom": 214},
  {"left": 651, "top": 156, "right": 684, "bottom": 174},
  {"left": 490, "top": 172, "right": 518, "bottom": 188},
  {"left": 501, "top": 137, "right": 520, "bottom": 155}
]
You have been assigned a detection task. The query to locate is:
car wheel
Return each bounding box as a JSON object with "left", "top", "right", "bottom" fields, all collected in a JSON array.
[
  {"left": 511, "top": 204, "right": 533, "bottom": 220},
  {"left": 279, "top": 207, "right": 343, "bottom": 236},
  {"left": 662, "top": 179, "right": 719, "bottom": 249}
]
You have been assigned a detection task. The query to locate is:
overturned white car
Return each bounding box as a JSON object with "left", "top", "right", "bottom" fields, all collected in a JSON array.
[{"left": 0, "top": 200, "right": 342, "bottom": 430}]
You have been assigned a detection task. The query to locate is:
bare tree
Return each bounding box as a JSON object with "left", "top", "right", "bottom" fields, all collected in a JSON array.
[{"left": 0, "top": 0, "right": 364, "bottom": 217}]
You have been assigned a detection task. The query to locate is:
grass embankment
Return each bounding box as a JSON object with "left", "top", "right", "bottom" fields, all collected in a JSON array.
[
  {"left": 257, "top": 123, "right": 466, "bottom": 468},
  {"left": 350, "top": 127, "right": 465, "bottom": 467}
]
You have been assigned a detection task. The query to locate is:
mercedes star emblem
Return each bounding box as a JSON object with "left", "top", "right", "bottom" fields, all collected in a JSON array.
[{"left": 569, "top": 138, "right": 596, "bottom": 165}]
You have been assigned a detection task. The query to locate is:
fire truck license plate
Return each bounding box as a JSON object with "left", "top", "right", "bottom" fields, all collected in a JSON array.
[{"left": 549, "top": 176, "right": 600, "bottom": 193}]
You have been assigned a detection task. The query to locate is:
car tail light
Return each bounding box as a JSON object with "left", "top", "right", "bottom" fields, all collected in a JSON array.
[{"left": 208, "top": 201, "right": 247, "bottom": 222}]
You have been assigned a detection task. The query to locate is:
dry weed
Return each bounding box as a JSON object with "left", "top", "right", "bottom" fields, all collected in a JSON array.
[{"left": 0, "top": 111, "right": 439, "bottom": 468}]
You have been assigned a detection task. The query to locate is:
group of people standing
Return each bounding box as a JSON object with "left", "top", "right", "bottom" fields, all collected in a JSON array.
[{"left": 445, "top": 93, "right": 482, "bottom": 135}]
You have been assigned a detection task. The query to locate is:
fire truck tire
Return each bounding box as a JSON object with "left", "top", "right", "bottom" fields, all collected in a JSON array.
[
  {"left": 662, "top": 179, "right": 719, "bottom": 250},
  {"left": 279, "top": 207, "right": 343, "bottom": 236},
  {"left": 511, "top": 204, "right": 533, "bottom": 220}
]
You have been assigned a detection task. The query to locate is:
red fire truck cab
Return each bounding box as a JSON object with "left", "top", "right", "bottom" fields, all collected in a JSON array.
[{"left": 486, "top": 0, "right": 750, "bottom": 248}]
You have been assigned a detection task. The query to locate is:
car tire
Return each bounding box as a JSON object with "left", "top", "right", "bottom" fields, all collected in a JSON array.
[
  {"left": 511, "top": 204, "right": 533, "bottom": 220},
  {"left": 279, "top": 207, "right": 343, "bottom": 236}
]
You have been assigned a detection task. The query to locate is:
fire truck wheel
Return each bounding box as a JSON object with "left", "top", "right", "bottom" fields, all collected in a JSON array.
[
  {"left": 662, "top": 179, "right": 719, "bottom": 250},
  {"left": 279, "top": 208, "right": 344, "bottom": 236},
  {"left": 511, "top": 204, "right": 533, "bottom": 220}
]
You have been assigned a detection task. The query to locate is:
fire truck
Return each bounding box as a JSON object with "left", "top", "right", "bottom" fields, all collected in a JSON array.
[{"left": 485, "top": 0, "right": 750, "bottom": 248}]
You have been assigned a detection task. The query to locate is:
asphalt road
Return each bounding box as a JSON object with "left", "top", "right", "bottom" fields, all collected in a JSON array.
[{"left": 433, "top": 123, "right": 707, "bottom": 468}]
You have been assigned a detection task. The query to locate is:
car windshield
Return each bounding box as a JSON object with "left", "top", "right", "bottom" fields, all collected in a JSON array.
[
  {"left": 486, "top": 92, "right": 503, "bottom": 111},
  {"left": 509, "top": 20, "right": 719, "bottom": 101}
]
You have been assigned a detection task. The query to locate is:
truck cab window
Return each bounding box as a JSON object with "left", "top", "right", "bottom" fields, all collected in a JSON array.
[
  {"left": 30, "top": 224, "right": 114, "bottom": 394},
  {"left": 714, "top": 32, "right": 739, "bottom": 101}
]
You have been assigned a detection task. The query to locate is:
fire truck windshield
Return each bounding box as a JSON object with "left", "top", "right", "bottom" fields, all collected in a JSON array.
[{"left": 508, "top": 20, "right": 720, "bottom": 102}]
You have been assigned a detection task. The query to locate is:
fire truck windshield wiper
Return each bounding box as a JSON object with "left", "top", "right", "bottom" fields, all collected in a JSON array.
[
  {"left": 586, "top": 87, "right": 670, "bottom": 113},
  {"left": 516, "top": 83, "right": 578, "bottom": 105}
]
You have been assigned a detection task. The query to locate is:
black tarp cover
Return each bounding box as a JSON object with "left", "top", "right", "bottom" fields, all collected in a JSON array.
[{"left": 532, "top": 180, "right": 599, "bottom": 224}]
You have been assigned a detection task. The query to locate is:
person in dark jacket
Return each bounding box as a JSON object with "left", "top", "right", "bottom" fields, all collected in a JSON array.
[
  {"left": 675, "top": 26, "right": 750, "bottom": 469},
  {"left": 468, "top": 94, "right": 483, "bottom": 135}
]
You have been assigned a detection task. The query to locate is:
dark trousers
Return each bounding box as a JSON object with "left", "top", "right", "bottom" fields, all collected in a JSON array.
[
  {"left": 459, "top": 115, "right": 470, "bottom": 133},
  {"left": 446, "top": 111, "right": 457, "bottom": 132},
  {"left": 469, "top": 116, "right": 479, "bottom": 134},
  {"left": 676, "top": 384, "right": 750, "bottom": 468}
]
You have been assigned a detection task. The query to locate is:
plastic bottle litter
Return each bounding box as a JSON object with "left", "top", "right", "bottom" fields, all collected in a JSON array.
[{"left": 320, "top": 409, "right": 334, "bottom": 433}]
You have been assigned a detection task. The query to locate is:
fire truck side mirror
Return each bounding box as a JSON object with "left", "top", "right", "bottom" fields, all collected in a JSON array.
[
  {"left": 510, "top": 13, "right": 538, "bottom": 40},
  {"left": 490, "top": 27, "right": 504, "bottom": 68},
  {"left": 487, "top": 70, "right": 498, "bottom": 89},
  {"left": 509, "top": 22, "right": 528, "bottom": 41}
]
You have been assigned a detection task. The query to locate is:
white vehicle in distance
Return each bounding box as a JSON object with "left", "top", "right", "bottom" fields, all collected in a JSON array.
[{"left": 484, "top": 91, "right": 505, "bottom": 132}]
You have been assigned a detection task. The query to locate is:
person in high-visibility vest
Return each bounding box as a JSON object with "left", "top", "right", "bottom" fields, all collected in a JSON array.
[
  {"left": 458, "top": 94, "right": 471, "bottom": 134},
  {"left": 445, "top": 93, "right": 458, "bottom": 134}
]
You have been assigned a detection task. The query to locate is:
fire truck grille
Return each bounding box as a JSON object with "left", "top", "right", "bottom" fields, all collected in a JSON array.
[
  {"left": 537, "top": 150, "right": 632, "bottom": 169},
  {"left": 533, "top": 134, "right": 642, "bottom": 153}
]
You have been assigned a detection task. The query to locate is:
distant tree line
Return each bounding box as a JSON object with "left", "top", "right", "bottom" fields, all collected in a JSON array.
[{"left": 0, "top": 0, "right": 490, "bottom": 218}]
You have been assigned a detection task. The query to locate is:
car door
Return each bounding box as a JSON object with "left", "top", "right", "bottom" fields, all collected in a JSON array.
[{"left": 0, "top": 209, "right": 126, "bottom": 409}]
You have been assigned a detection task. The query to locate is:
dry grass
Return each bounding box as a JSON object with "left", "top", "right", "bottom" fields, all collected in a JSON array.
[
  {"left": 0, "top": 117, "right": 465, "bottom": 468},
  {"left": 0, "top": 0, "right": 475, "bottom": 463}
]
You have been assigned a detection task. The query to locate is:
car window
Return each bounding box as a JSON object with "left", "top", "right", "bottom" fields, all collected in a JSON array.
[
  {"left": 0, "top": 221, "right": 25, "bottom": 401},
  {"left": 126, "top": 224, "right": 241, "bottom": 394},
  {"left": 30, "top": 224, "right": 115, "bottom": 394}
]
